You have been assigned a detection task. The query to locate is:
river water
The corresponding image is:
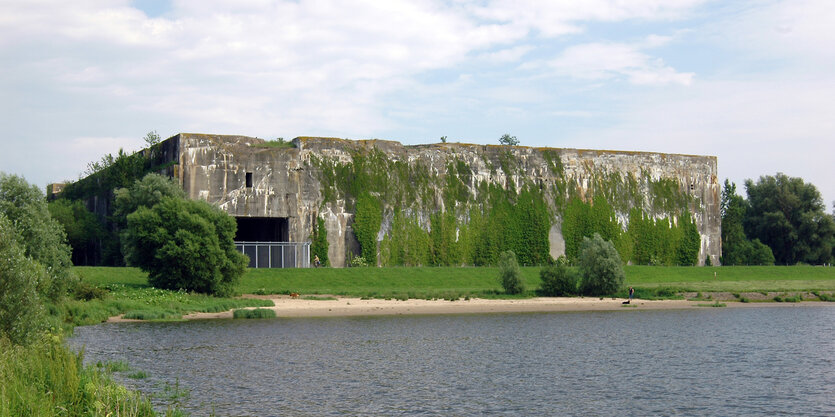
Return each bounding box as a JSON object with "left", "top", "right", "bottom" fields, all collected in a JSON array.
[{"left": 69, "top": 306, "right": 835, "bottom": 416}]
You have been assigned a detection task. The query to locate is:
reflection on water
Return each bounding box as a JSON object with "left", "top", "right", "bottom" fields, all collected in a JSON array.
[{"left": 69, "top": 307, "right": 835, "bottom": 416}]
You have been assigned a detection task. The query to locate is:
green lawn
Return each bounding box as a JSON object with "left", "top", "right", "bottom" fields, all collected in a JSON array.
[
  {"left": 75, "top": 265, "right": 835, "bottom": 300},
  {"left": 624, "top": 265, "right": 835, "bottom": 292},
  {"left": 66, "top": 267, "right": 272, "bottom": 326}
]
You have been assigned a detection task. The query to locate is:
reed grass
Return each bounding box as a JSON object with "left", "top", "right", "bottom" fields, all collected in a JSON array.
[{"left": 0, "top": 336, "right": 164, "bottom": 417}]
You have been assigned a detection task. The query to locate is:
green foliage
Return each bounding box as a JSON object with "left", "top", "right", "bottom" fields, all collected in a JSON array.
[
  {"left": 59, "top": 281, "right": 272, "bottom": 326},
  {"left": 539, "top": 258, "right": 578, "bottom": 296},
  {"left": 561, "top": 195, "right": 700, "bottom": 266},
  {"left": 648, "top": 177, "right": 691, "bottom": 213},
  {"left": 0, "top": 215, "right": 47, "bottom": 345},
  {"left": 721, "top": 179, "right": 774, "bottom": 266},
  {"left": 562, "top": 196, "right": 622, "bottom": 261},
  {"left": 144, "top": 130, "right": 161, "bottom": 147},
  {"left": 675, "top": 213, "right": 701, "bottom": 266},
  {"left": 253, "top": 137, "right": 295, "bottom": 148},
  {"left": 744, "top": 173, "right": 835, "bottom": 264},
  {"left": 48, "top": 198, "right": 104, "bottom": 265},
  {"left": 465, "top": 184, "right": 552, "bottom": 266},
  {"left": 113, "top": 173, "right": 186, "bottom": 227},
  {"left": 310, "top": 217, "right": 329, "bottom": 266},
  {"left": 498, "top": 250, "right": 524, "bottom": 294},
  {"left": 233, "top": 308, "right": 276, "bottom": 319},
  {"left": 0, "top": 173, "right": 74, "bottom": 300},
  {"left": 578, "top": 233, "right": 625, "bottom": 296},
  {"left": 60, "top": 140, "right": 181, "bottom": 266},
  {"left": 381, "top": 211, "right": 432, "bottom": 266},
  {"left": 428, "top": 211, "right": 461, "bottom": 266},
  {"left": 499, "top": 133, "right": 519, "bottom": 146},
  {"left": 353, "top": 193, "right": 382, "bottom": 265},
  {"left": 0, "top": 336, "right": 165, "bottom": 417},
  {"left": 124, "top": 197, "right": 248, "bottom": 296}
]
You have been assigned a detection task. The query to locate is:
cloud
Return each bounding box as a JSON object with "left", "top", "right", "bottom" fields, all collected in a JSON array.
[
  {"left": 549, "top": 42, "right": 694, "bottom": 85},
  {"left": 468, "top": 0, "right": 708, "bottom": 37}
]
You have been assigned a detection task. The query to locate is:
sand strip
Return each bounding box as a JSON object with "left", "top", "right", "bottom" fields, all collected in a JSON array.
[{"left": 168, "top": 297, "right": 830, "bottom": 321}]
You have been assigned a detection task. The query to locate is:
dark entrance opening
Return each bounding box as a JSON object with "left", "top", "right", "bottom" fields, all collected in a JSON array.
[{"left": 235, "top": 217, "right": 289, "bottom": 242}]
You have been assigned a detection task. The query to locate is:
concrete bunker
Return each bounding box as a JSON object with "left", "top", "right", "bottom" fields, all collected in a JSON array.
[{"left": 234, "top": 216, "right": 308, "bottom": 268}]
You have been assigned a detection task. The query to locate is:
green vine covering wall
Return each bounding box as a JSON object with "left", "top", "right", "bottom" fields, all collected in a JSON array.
[
  {"left": 308, "top": 144, "right": 701, "bottom": 267},
  {"left": 310, "top": 217, "right": 329, "bottom": 266}
]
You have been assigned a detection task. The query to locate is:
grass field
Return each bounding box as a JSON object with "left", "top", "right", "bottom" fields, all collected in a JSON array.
[
  {"left": 75, "top": 265, "right": 835, "bottom": 300},
  {"left": 66, "top": 267, "right": 272, "bottom": 326}
]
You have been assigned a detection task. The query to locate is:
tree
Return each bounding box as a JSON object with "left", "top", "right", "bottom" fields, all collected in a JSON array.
[
  {"left": 114, "top": 173, "right": 186, "bottom": 263},
  {"left": 720, "top": 179, "right": 775, "bottom": 265},
  {"left": 144, "top": 130, "right": 161, "bottom": 147},
  {"left": 498, "top": 250, "right": 524, "bottom": 294},
  {"left": 0, "top": 173, "right": 73, "bottom": 299},
  {"left": 744, "top": 173, "right": 835, "bottom": 264},
  {"left": 440, "top": 136, "right": 448, "bottom": 143},
  {"left": 499, "top": 134, "right": 519, "bottom": 146},
  {"left": 48, "top": 199, "right": 104, "bottom": 265},
  {"left": 0, "top": 214, "right": 47, "bottom": 345},
  {"left": 124, "top": 196, "right": 248, "bottom": 296},
  {"left": 578, "top": 233, "right": 624, "bottom": 296},
  {"left": 539, "top": 257, "right": 577, "bottom": 296}
]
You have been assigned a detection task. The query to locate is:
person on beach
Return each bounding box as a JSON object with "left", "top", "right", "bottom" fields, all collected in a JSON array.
[{"left": 628, "top": 286, "right": 634, "bottom": 303}]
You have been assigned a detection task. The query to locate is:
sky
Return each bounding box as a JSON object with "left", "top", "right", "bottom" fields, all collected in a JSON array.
[{"left": 1, "top": 0, "right": 833, "bottom": 209}]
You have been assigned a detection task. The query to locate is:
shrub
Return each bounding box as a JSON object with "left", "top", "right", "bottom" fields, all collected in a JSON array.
[
  {"left": 233, "top": 308, "right": 276, "bottom": 319},
  {"left": 578, "top": 233, "right": 625, "bottom": 296},
  {"left": 0, "top": 214, "right": 47, "bottom": 345},
  {"left": 124, "top": 196, "right": 248, "bottom": 297},
  {"left": 539, "top": 257, "right": 578, "bottom": 296},
  {"left": 498, "top": 250, "right": 524, "bottom": 294},
  {"left": 0, "top": 173, "right": 74, "bottom": 300}
]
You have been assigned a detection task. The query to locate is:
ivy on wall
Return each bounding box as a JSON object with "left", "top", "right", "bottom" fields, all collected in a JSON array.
[
  {"left": 562, "top": 199, "right": 701, "bottom": 266},
  {"left": 353, "top": 193, "right": 382, "bottom": 264},
  {"left": 309, "top": 143, "right": 703, "bottom": 267},
  {"left": 310, "top": 217, "right": 329, "bottom": 266}
]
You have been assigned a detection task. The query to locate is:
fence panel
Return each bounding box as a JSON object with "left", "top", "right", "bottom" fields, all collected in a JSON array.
[{"left": 234, "top": 242, "right": 311, "bottom": 268}]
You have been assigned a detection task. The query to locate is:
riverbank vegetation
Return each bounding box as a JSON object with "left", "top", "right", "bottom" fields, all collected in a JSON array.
[
  {"left": 1, "top": 172, "right": 266, "bottom": 416},
  {"left": 75, "top": 264, "right": 835, "bottom": 302}
]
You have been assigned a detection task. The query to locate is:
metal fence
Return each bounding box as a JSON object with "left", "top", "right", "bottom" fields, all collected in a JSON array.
[{"left": 234, "top": 241, "right": 311, "bottom": 268}]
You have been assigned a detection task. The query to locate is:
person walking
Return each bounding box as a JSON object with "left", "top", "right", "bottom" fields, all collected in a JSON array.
[{"left": 628, "top": 286, "right": 635, "bottom": 303}]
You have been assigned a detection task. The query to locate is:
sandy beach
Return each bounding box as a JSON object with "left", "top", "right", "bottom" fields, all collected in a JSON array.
[{"left": 154, "top": 296, "right": 830, "bottom": 321}]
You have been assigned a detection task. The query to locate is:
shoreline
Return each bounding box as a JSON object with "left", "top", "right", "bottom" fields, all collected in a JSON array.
[{"left": 108, "top": 296, "right": 832, "bottom": 322}]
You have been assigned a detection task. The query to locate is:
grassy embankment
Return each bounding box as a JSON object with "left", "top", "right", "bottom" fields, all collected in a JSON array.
[
  {"left": 77, "top": 265, "right": 835, "bottom": 302},
  {"left": 65, "top": 267, "right": 273, "bottom": 326}
]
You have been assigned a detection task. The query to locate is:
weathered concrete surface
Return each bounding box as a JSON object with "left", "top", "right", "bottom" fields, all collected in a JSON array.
[{"left": 170, "top": 134, "right": 720, "bottom": 267}]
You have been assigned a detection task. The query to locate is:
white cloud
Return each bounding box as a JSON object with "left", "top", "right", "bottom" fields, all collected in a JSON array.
[
  {"left": 478, "top": 46, "right": 533, "bottom": 63},
  {"left": 549, "top": 42, "right": 694, "bottom": 85},
  {"left": 468, "top": 0, "right": 708, "bottom": 37}
]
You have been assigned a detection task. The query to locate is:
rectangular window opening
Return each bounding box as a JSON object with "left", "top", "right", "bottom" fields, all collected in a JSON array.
[{"left": 245, "top": 172, "right": 253, "bottom": 188}]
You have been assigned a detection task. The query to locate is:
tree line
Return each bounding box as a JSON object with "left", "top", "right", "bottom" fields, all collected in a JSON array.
[{"left": 721, "top": 173, "right": 834, "bottom": 265}]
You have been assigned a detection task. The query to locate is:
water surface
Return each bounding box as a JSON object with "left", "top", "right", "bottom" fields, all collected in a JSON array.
[{"left": 69, "top": 306, "right": 835, "bottom": 416}]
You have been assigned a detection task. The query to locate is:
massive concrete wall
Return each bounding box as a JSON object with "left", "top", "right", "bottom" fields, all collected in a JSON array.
[{"left": 173, "top": 133, "right": 720, "bottom": 267}]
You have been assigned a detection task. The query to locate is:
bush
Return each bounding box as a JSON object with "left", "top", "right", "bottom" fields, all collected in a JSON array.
[
  {"left": 539, "top": 257, "right": 578, "bottom": 296},
  {"left": 0, "top": 215, "right": 47, "bottom": 345},
  {"left": 233, "top": 308, "right": 276, "bottom": 319},
  {"left": 578, "top": 233, "right": 625, "bottom": 296},
  {"left": 124, "top": 196, "right": 248, "bottom": 296},
  {"left": 498, "top": 250, "right": 524, "bottom": 294},
  {"left": 0, "top": 173, "right": 74, "bottom": 300}
]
